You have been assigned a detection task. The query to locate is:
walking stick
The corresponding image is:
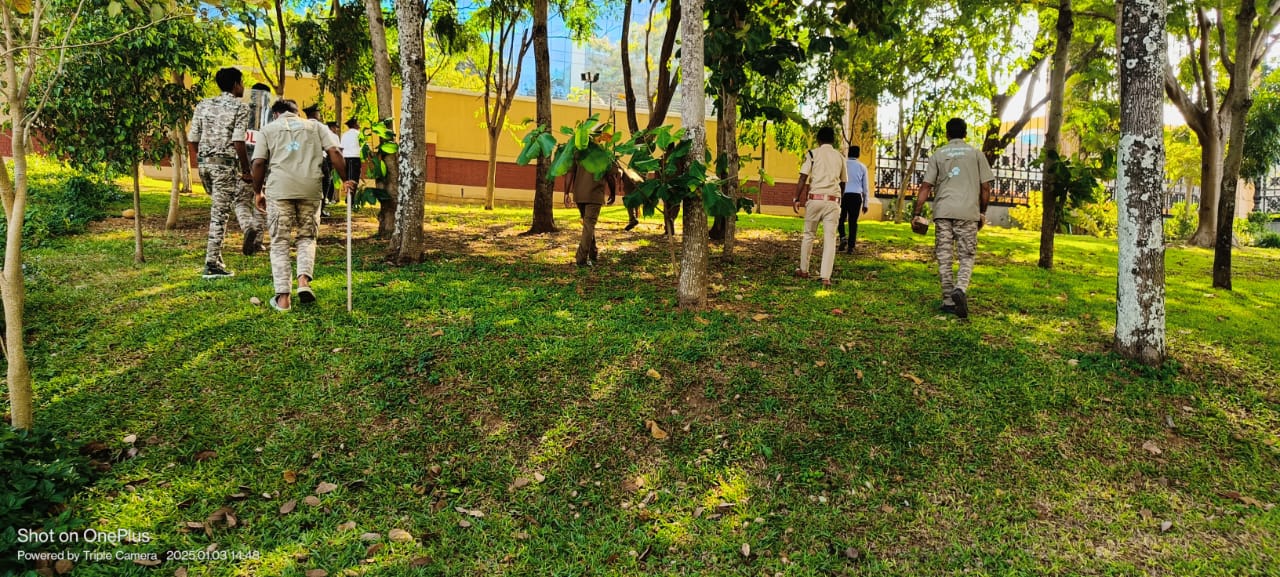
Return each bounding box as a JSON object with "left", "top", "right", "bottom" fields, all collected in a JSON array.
[{"left": 346, "top": 188, "right": 353, "bottom": 313}]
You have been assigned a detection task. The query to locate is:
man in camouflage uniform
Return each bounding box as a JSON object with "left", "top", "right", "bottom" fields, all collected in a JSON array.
[
  {"left": 188, "top": 67, "right": 263, "bottom": 279},
  {"left": 913, "top": 118, "right": 993, "bottom": 319}
]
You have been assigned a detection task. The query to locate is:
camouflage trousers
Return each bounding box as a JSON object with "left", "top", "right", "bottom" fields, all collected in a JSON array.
[
  {"left": 934, "top": 218, "right": 979, "bottom": 306},
  {"left": 199, "top": 164, "right": 263, "bottom": 267},
  {"left": 575, "top": 203, "right": 601, "bottom": 265},
  {"left": 266, "top": 198, "right": 322, "bottom": 295}
]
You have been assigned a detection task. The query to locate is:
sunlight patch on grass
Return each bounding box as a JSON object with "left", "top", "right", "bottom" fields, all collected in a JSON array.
[{"left": 527, "top": 414, "right": 585, "bottom": 468}]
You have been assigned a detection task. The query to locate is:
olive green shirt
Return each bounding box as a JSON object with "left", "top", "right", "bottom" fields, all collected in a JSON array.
[{"left": 922, "top": 139, "right": 994, "bottom": 222}]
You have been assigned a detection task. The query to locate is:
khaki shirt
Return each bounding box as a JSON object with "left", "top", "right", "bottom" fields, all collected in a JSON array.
[
  {"left": 922, "top": 139, "right": 994, "bottom": 221},
  {"left": 570, "top": 164, "right": 611, "bottom": 205},
  {"left": 253, "top": 112, "right": 340, "bottom": 201},
  {"left": 799, "top": 144, "right": 848, "bottom": 196},
  {"left": 188, "top": 93, "right": 248, "bottom": 161}
]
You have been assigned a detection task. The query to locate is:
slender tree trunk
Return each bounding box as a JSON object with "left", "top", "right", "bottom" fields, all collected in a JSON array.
[
  {"left": 485, "top": 129, "right": 499, "bottom": 210},
  {"left": 391, "top": 0, "right": 427, "bottom": 263},
  {"left": 721, "top": 89, "right": 739, "bottom": 260},
  {"left": 893, "top": 99, "right": 908, "bottom": 223},
  {"left": 527, "top": 0, "right": 557, "bottom": 234},
  {"left": 274, "top": 0, "right": 287, "bottom": 95},
  {"left": 621, "top": 0, "right": 640, "bottom": 134},
  {"left": 677, "top": 0, "right": 707, "bottom": 310},
  {"left": 1214, "top": 0, "right": 1259, "bottom": 289},
  {"left": 334, "top": 88, "right": 343, "bottom": 127},
  {"left": 167, "top": 126, "right": 182, "bottom": 231},
  {"left": 132, "top": 164, "right": 145, "bottom": 263},
  {"left": 364, "top": 0, "right": 399, "bottom": 239},
  {"left": 1, "top": 118, "right": 33, "bottom": 430},
  {"left": 1115, "top": 0, "right": 1167, "bottom": 366},
  {"left": 1039, "top": 0, "right": 1072, "bottom": 269}
]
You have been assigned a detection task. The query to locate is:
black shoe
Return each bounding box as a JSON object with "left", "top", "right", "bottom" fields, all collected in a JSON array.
[
  {"left": 837, "top": 238, "right": 847, "bottom": 251},
  {"left": 202, "top": 263, "right": 234, "bottom": 279},
  {"left": 243, "top": 229, "right": 260, "bottom": 256},
  {"left": 952, "top": 289, "right": 968, "bottom": 319},
  {"left": 625, "top": 220, "right": 638, "bottom": 231},
  {"left": 576, "top": 259, "right": 594, "bottom": 268},
  {"left": 297, "top": 286, "right": 316, "bottom": 304},
  {"left": 940, "top": 303, "right": 957, "bottom": 314}
]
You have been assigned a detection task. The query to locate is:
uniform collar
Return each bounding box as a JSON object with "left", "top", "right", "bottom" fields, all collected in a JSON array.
[{"left": 948, "top": 138, "right": 966, "bottom": 144}]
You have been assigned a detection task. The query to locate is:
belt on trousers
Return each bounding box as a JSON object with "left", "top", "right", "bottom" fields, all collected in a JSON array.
[
  {"left": 808, "top": 194, "right": 840, "bottom": 202},
  {"left": 199, "top": 156, "right": 238, "bottom": 168}
]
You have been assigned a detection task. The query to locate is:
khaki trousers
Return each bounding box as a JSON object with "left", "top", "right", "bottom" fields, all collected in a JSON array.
[{"left": 799, "top": 199, "right": 841, "bottom": 280}]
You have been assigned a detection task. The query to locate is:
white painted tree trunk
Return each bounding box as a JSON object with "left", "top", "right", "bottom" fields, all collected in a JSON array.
[
  {"left": 677, "top": 0, "right": 707, "bottom": 309},
  {"left": 1115, "top": 0, "right": 1167, "bottom": 365},
  {"left": 391, "top": 0, "right": 427, "bottom": 263}
]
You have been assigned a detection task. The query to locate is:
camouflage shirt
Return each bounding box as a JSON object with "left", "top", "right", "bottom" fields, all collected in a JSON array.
[{"left": 188, "top": 93, "right": 248, "bottom": 161}]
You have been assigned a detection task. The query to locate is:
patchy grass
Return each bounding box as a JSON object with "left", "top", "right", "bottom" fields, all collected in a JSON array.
[{"left": 7, "top": 182, "right": 1279, "bottom": 576}]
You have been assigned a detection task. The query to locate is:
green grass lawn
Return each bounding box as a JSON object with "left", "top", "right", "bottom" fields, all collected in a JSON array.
[{"left": 7, "top": 183, "right": 1279, "bottom": 576}]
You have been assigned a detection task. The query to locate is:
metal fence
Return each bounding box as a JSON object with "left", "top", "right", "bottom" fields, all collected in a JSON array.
[
  {"left": 874, "top": 139, "right": 1043, "bottom": 207},
  {"left": 1255, "top": 172, "right": 1280, "bottom": 213}
]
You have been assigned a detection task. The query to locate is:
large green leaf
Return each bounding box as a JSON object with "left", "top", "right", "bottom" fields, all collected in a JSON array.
[
  {"left": 379, "top": 142, "right": 399, "bottom": 155},
  {"left": 549, "top": 146, "right": 575, "bottom": 178},
  {"left": 580, "top": 146, "right": 613, "bottom": 177}
]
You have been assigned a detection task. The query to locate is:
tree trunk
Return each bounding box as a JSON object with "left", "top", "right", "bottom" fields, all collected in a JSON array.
[
  {"left": 1, "top": 115, "right": 33, "bottom": 429},
  {"left": 893, "top": 99, "right": 908, "bottom": 223},
  {"left": 1039, "top": 0, "right": 1072, "bottom": 270},
  {"left": 527, "top": 0, "right": 557, "bottom": 234},
  {"left": 274, "top": 0, "right": 288, "bottom": 95},
  {"left": 1192, "top": 129, "right": 1222, "bottom": 244},
  {"left": 1115, "top": 0, "right": 1167, "bottom": 366},
  {"left": 364, "top": 0, "right": 399, "bottom": 239},
  {"left": 721, "top": 89, "right": 739, "bottom": 260},
  {"left": 1214, "top": 0, "right": 1259, "bottom": 289},
  {"left": 677, "top": 0, "right": 707, "bottom": 310},
  {"left": 166, "top": 126, "right": 182, "bottom": 231},
  {"left": 391, "top": 0, "right": 427, "bottom": 263},
  {"left": 621, "top": 0, "right": 640, "bottom": 134},
  {"left": 334, "top": 88, "right": 343, "bottom": 127},
  {"left": 133, "top": 164, "right": 145, "bottom": 263},
  {"left": 485, "top": 129, "right": 499, "bottom": 210}
]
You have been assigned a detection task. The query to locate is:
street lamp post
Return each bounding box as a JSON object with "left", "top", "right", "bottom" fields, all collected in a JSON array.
[{"left": 580, "top": 71, "right": 599, "bottom": 117}]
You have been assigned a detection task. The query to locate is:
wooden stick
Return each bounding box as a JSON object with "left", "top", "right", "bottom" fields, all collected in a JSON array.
[{"left": 346, "top": 190, "right": 353, "bottom": 313}]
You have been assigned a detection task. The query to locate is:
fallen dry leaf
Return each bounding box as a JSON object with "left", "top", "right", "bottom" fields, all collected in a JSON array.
[
  {"left": 458, "top": 519, "right": 472, "bottom": 528},
  {"left": 900, "top": 373, "right": 923, "bottom": 386},
  {"left": 514, "top": 531, "right": 530, "bottom": 540},
  {"left": 315, "top": 482, "right": 339, "bottom": 495},
  {"left": 304, "top": 570, "right": 327, "bottom": 577},
  {"left": 831, "top": 308, "right": 844, "bottom": 316},
  {"left": 511, "top": 477, "right": 532, "bottom": 490},
  {"left": 359, "top": 532, "right": 381, "bottom": 542},
  {"left": 815, "top": 361, "right": 826, "bottom": 367},
  {"left": 645, "top": 368, "right": 662, "bottom": 380},
  {"left": 879, "top": 504, "right": 896, "bottom": 514},
  {"left": 283, "top": 470, "right": 297, "bottom": 484},
  {"left": 645, "top": 420, "right": 669, "bottom": 440},
  {"left": 123, "top": 434, "right": 137, "bottom": 445},
  {"left": 410, "top": 557, "right": 430, "bottom": 567},
  {"left": 1141, "top": 440, "right": 1163, "bottom": 456},
  {"left": 337, "top": 521, "right": 357, "bottom": 532},
  {"left": 430, "top": 329, "right": 444, "bottom": 337},
  {"left": 844, "top": 546, "right": 861, "bottom": 560},
  {"left": 193, "top": 450, "right": 217, "bottom": 462},
  {"left": 175, "top": 567, "right": 189, "bottom": 577},
  {"left": 533, "top": 472, "right": 546, "bottom": 483},
  {"left": 206, "top": 507, "right": 237, "bottom": 528},
  {"left": 365, "top": 543, "right": 384, "bottom": 556},
  {"left": 133, "top": 558, "right": 162, "bottom": 567},
  {"left": 303, "top": 496, "right": 321, "bottom": 507},
  {"left": 752, "top": 313, "right": 770, "bottom": 322},
  {"left": 54, "top": 559, "right": 73, "bottom": 574},
  {"left": 1160, "top": 520, "right": 1173, "bottom": 532},
  {"left": 388, "top": 529, "right": 414, "bottom": 543},
  {"left": 855, "top": 369, "right": 864, "bottom": 381},
  {"left": 279, "top": 500, "right": 297, "bottom": 515},
  {"left": 740, "top": 543, "right": 751, "bottom": 558},
  {"left": 249, "top": 296, "right": 262, "bottom": 306}
]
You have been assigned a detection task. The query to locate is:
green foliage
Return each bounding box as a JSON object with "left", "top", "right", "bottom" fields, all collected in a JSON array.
[
  {"left": 1166, "top": 201, "right": 1198, "bottom": 242},
  {"left": 291, "top": 1, "right": 372, "bottom": 117},
  {"left": 34, "top": 0, "right": 231, "bottom": 173},
  {"left": 350, "top": 119, "right": 398, "bottom": 208},
  {"left": 1256, "top": 232, "right": 1280, "bottom": 248},
  {"left": 1009, "top": 189, "right": 1043, "bottom": 231},
  {"left": 1065, "top": 200, "right": 1118, "bottom": 239},
  {"left": 1238, "top": 211, "right": 1274, "bottom": 246},
  {"left": 1037, "top": 149, "right": 1113, "bottom": 225},
  {"left": 0, "top": 428, "right": 94, "bottom": 575},
  {"left": 0, "top": 157, "right": 124, "bottom": 250}
]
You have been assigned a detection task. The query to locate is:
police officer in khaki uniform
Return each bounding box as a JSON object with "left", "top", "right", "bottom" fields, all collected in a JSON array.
[
  {"left": 792, "top": 127, "right": 848, "bottom": 287},
  {"left": 913, "top": 118, "right": 994, "bottom": 319},
  {"left": 251, "top": 100, "right": 351, "bottom": 312},
  {"left": 189, "top": 67, "right": 262, "bottom": 279}
]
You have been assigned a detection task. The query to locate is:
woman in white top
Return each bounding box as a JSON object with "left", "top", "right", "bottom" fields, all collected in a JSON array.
[{"left": 340, "top": 118, "right": 362, "bottom": 183}]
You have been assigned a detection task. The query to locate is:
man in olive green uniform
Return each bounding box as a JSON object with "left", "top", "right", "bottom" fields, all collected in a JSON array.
[
  {"left": 913, "top": 118, "right": 993, "bottom": 319},
  {"left": 188, "top": 67, "right": 263, "bottom": 278},
  {"left": 563, "top": 157, "right": 617, "bottom": 267},
  {"left": 250, "top": 100, "right": 352, "bottom": 311}
]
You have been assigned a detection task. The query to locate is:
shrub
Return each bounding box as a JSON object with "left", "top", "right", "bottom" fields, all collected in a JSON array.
[
  {"left": 1066, "top": 200, "right": 1118, "bottom": 238},
  {"left": 1256, "top": 232, "right": 1280, "bottom": 248},
  {"left": 1165, "top": 201, "right": 1198, "bottom": 242},
  {"left": 0, "top": 156, "right": 123, "bottom": 250},
  {"left": 0, "top": 428, "right": 94, "bottom": 575},
  {"left": 1008, "top": 190, "right": 1043, "bottom": 231}
]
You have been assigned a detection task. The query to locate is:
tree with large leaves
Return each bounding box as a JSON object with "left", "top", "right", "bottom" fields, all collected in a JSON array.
[
  {"left": 291, "top": 0, "right": 371, "bottom": 122},
  {"left": 364, "top": 0, "right": 399, "bottom": 238},
  {"left": 1115, "top": 0, "right": 1167, "bottom": 365}
]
